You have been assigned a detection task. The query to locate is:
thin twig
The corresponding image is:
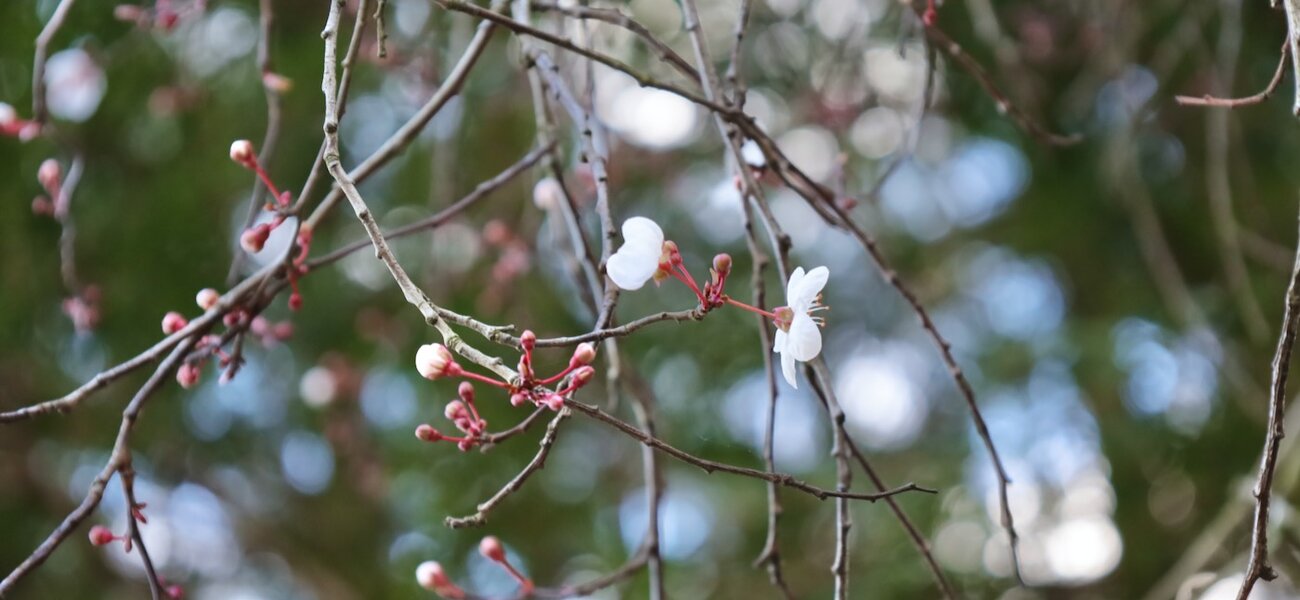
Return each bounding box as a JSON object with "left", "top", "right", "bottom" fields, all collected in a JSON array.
[
  {"left": 1176, "top": 40, "right": 1289, "bottom": 108},
  {"left": 0, "top": 338, "right": 194, "bottom": 596},
  {"left": 1237, "top": 195, "right": 1300, "bottom": 598},
  {"left": 32, "top": 0, "right": 79, "bottom": 124},
  {"left": 445, "top": 410, "right": 567, "bottom": 528},
  {"left": 565, "top": 399, "right": 936, "bottom": 502}
]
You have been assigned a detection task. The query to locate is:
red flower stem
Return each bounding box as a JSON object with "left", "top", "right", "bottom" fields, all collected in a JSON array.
[
  {"left": 537, "top": 365, "right": 576, "bottom": 387},
  {"left": 498, "top": 561, "right": 532, "bottom": 590},
  {"left": 671, "top": 269, "right": 707, "bottom": 305},
  {"left": 455, "top": 369, "right": 512, "bottom": 389},
  {"left": 247, "top": 162, "right": 283, "bottom": 202},
  {"left": 725, "top": 296, "right": 779, "bottom": 320}
]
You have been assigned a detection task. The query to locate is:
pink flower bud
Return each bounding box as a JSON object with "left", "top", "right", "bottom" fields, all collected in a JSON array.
[
  {"left": 272, "top": 322, "right": 293, "bottom": 341},
  {"left": 571, "top": 342, "right": 596, "bottom": 366},
  {"left": 261, "top": 72, "right": 293, "bottom": 94},
  {"left": 479, "top": 536, "right": 506, "bottom": 562},
  {"left": 415, "top": 424, "right": 441, "bottom": 442},
  {"left": 520, "top": 330, "right": 536, "bottom": 352},
  {"left": 250, "top": 316, "right": 270, "bottom": 336},
  {"left": 571, "top": 365, "right": 596, "bottom": 387},
  {"left": 713, "top": 253, "right": 732, "bottom": 276},
  {"left": 114, "top": 4, "right": 146, "bottom": 22},
  {"left": 240, "top": 223, "right": 271, "bottom": 254},
  {"left": 415, "top": 343, "right": 455, "bottom": 380},
  {"left": 229, "top": 139, "right": 255, "bottom": 165},
  {"left": 38, "top": 159, "right": 61, "bottom": 191},
  {"left": 482, "top": 219, "right": 511, "bottom": 246},
  {"left": 288, "top": 292, "right": 303, "bottom": 311},
  {"left": 662, "top": 240, "right": 680, "bottom": 265},
  {"left": 444, "top": 400, "right": 468, "bottom": 421},
  {"left": 510, "top": 392, "right": 529, "bottom": 407},
  {"left": 457, "top": 381, "right": 475, "bottom": 403},
  {"left": 416, "top": 561, "right": 454, "bottom": 593},
  {"left": 88, "top": 525, "right": 115, "bottom": 546},
  {"left": 195, "top": 288, "right": 219, "bottom": 310},
  {"left": 176, "top": 363, "right": 201, "bottom": 389},
  {"left": 543, "top": 394, "right": 565, "bottom": 411},
  {"left": 457, "top": 439, "right": 473, "bottom": 452},
  {"left": 162, "top": 311, "right": 188, "bottom": 334},
  {"left": 165, "top": 584, "right": 184, "bottom": 599},
  {"left": 32, "top": 196, "right": 53, "bottom": 216}
]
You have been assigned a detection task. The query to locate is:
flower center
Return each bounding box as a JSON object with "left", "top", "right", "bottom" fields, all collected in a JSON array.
[{"left": 773, "top": 306, "right": 795, "bottom": 331}]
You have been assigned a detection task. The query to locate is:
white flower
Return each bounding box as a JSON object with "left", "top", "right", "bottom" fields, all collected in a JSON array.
[
  {"left": 741, "top": 139, "right": 766, "bottom": 169},
  {"left": 606, "top": 217, "right": 666, "bottom": 290},
  {"left": 774, "top": 266, "right": 829, "bottom": 388}
]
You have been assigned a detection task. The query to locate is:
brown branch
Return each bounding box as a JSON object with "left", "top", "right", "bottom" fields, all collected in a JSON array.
[
  {"left": 526, "top": 1, "right": 698, "bottom": 79},
  {"left": 308, "top": 142, "right": 553, "bottom": 269},
  {"left": 1237, "top": 197, "right": 1300, "bottom": 598},
  {"left": 121, "top": 467, "right": 164, "bottom": 600},
  {"left": 921, "top": 22, "right": 1081, "bottom": 146},
  {"left": 0, "top": 262, "right": 280, "bottom": 423},
  {"left": 445, "top": 411, "right": 567, "bottom": 528},
  {"left": 565, "top": 399, "right": 937, "bottom": 502},
  {"left": 1176, "top": 40, "right": 1289, "bottom": 108},
  {"left": 0, "top": 337, "right": 194, "bottom": 596}
]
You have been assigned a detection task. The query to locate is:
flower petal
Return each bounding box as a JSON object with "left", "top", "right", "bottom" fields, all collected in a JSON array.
[
  {"left": 790, "top": 266, "right": 829, "bottom": 309},
  {"left": 781, "top": 350, "right": 798, "bottom": 389},
  {"left": 786, "top": 313, "right": 822, "bottom": 362},
  {"left": 607, "top": 248, "right": 659, "bottom": 290},
  {"left": 621, "top": 217, "right": 664, "bottom": 255},
  {"left": 773, "top": 328, "right": 787, "bottom": 354},
  {"left": 785, "top": 267, "right": 806, "bottom": 306}
]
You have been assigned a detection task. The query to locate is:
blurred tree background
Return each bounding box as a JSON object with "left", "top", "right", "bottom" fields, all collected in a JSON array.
[{"left": 4, "top": 0, "right": 1300, "bottom": 598}]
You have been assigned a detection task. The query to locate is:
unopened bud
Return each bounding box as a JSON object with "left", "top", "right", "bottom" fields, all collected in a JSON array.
[
  {"left": 543, "top": 394, "right": 565, "bottom": 411},
  {"left": 415, "top": 424, "right": 441, "bottom": 442},
  {"left": 240, "top": 223, "right": 271, "bottom": 254},
  {"left": 713, "top": 253, "right": 732, "bottom": 275},
  {"left": 415, "top": 343, "right": 455, "bottom": 380},
  {"left": 479, "top": 536, "right": 506, "bottom": 562},
  {"left": 176, "top": 363, "right": 201, "bottom": 389},
  {"left": 520, "top": 330, "right": 536, "bottom": 352},
  {"left": 482, "top": 219, "right": 511, "bottom": 246},
  {"left": 272, "top": 322, "right": 293, "bottom": 341},
  {"left": 416, "top": 561, "right": 454, "bottom": 593},
  {"left": 457, "top": 381, "right": 475, "bottom": 404},
  {"left": 88, "top": 525, "right": 115, "bottom": 546},
  {"left": 288, "top": 292, "right": 303, "bottom": 311},
  {"left": 510, "top": 392, "right": 529, "bottom": 407},
  {"left": 195, "top": 288, "right": 220, "bottom": 310},
  {"left": 444, "top": 400, "right": 468, "bottom": 421},
  {"left": 571, "top": 365, "right": 596, "bottom": 387},
  {"left": 162, "top": 311, "right": 188, "bottom": 334},
  {"left": 114, "top": 4, "right": 146, "bottom": 22},
  {"left": 38, "top": 159, "right": 61, "bottom": 191},
  {"left": 571, "top": 342, "right": 596, "bottom": 366},
  {"left": 32, "top": 196, "right": 53, "bottom": 216},
  {"left": 229, "top": 139, "right": 255, "bottom": 165},
  {"left": 0, "top": 102, "right": 14, "bottom": 126},
  {"left": 165, "top": 584, "right": 184, "bottom": 599},
  {"left": 261, "top": 72, "right": 293, "bottom": 94}
]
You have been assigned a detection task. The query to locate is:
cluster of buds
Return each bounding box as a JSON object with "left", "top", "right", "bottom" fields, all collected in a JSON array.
[
  {"left": 0, "top": 102, "right": 41, "bottom": 141},
  {"left": 415, "top": 382, "right": 488, "bottom": 452},
  {"left": 415, "top": 536, "right": 533, "bottom": 599},
  {"left": 414, "top": 336, "right": 598, "bottom": 451},
  {"left": 249, "top": 315, "right": 293, "bottom": 346},
  {"left": 230, "top": 139, "right": 312, "bottom": 311}
]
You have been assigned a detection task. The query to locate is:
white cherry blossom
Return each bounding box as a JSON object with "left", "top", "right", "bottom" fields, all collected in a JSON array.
[
  {"left": 607, "top": 217, "right": 666, "bottom": 290},
  {"left": 773, "top": 266, "right": 829, "bottom": 388}
]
